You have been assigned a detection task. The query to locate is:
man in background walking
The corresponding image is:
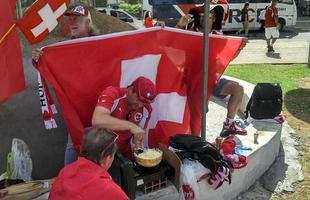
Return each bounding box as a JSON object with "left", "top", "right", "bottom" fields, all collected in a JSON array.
[{"left": 265, "top": 0, "right": 279, "bottom": 52}]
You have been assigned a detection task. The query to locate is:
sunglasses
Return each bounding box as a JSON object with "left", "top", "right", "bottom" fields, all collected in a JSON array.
[{"left": 101, "top": 131, "right": 119, "bottom": 156}]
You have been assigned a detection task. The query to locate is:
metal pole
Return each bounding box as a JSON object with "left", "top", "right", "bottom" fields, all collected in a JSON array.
[{"left": 201, "top": 0, "right": 210, "bottom": 140}]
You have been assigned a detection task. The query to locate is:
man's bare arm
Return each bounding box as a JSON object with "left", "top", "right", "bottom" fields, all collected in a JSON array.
[{"left": 92, "top": 107, "right": 144, "bottom": 140}]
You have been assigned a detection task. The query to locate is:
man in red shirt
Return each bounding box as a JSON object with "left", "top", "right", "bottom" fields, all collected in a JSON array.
[
  {"left": 92, "top": 77, "right": 156, "bottom": 160},
  {"left": 264, "top": 0, "right": 279, "bottom": 52},
  {"left": 49, "top": 128, "right": 129, "bottom": 200}
]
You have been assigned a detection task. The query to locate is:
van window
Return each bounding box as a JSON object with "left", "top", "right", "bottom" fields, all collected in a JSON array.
[
  {"left": 230, "top": 0, "right": 246, "bottom": 3},
  {"left": 110, "top": 10, "right": 118, "bottom": 17},
  {"left": 149, "top": 0, "right": 204, "bottom": 5},
  {"left": 278, "top": 0, "right": 294, "bottom": 4}
]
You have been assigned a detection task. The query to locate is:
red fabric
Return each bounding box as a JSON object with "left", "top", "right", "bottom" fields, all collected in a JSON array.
[
  {"left": 144, "top": 18, "right": 154, "bottom": 28},
  {"left": 265, "top": 5, "right": 278, "bottom": 28},
  {"left": 220, "top": 136, "right": 248, "bottom": 169},
  {"left": 96, "top": 86, "right": 149, "bottom": 159},
  {"left": 36, "top": 28, "right": 242, "bottom": 151},
  {"left": 8, "top": 0, "right": 16, "bottom": 15},
  {"left": 0, "top": 0, "right": 25, "bottom": 104},
  {"left": 17, "top": 0, "right": 70, "bottom": 44},
  {"left": 49, "top": 157, "right": 129, "bottom": 200}
]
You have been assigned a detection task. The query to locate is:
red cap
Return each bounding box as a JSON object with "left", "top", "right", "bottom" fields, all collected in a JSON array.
[
  {"left": 65, "top": 5, "right": 89, "bottom": 16},
  {"left": 132, "top": 77, "right": 156, "bottom": 104}
]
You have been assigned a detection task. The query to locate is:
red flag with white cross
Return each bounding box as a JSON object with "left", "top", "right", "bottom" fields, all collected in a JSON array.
[
  {"left": 17, "top": 0, "right": 70, "bottom": 44},
  {"left": 35, "top": 28, "right": 243, "bottom": 151}
]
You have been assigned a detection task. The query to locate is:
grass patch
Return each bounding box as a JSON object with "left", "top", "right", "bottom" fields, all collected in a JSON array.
[{"left": 224, "top": 64, "right": 310, "bottom": 93}]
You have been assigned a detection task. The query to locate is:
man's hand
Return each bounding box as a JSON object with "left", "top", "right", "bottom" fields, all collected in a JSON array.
[
  {"left": 32, "top": 48, "right": 43, "bottom": 62},
  {"left": 131, "top": 137, "right": 144, "bottom": 151},
  {"left": 130, "top": 125, "right": 145, "bottom": 141}
]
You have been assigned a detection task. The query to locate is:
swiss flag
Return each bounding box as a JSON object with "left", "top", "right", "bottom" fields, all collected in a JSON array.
[
  {"left": 17, "top": 0, "right": 70, "bottom": 44},
  {"left": 0, "top": 0, "right": 25, "bottom": 104},
  {"left": 35, "top": 28, "right": 242, "bottom": 151}
]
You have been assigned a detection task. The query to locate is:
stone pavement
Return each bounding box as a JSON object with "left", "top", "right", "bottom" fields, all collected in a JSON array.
[{"left": 231, "top": 39, "right": 309, "bottom": 64}]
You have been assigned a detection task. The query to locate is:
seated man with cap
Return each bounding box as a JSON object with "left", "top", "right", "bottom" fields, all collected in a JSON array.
[{"left": 92, "top": 77, "right": 156, "bottom": 160}]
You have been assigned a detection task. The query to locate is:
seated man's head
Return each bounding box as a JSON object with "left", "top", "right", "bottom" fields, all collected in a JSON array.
[
  {"left": 80, "top": 128, "right": 118, "bottom": 170},
  {"left": 65, "top": 5, "right": 92, "bottom": 38},
  {"left": 127, "top": 77, "right": 156, "bottom": 110}
]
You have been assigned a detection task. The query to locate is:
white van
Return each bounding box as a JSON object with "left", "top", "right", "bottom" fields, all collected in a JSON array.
[
  {"left": 143, "top": 0, "right": 297, "bottom": 31},
  {"left": 222, "top": 0, "right": 297, "bottom": 31},
  {"left": 96, "top": 7, "right": 144, "bottom": 29}
]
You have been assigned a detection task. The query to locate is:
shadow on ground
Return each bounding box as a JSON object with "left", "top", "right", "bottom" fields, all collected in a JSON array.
[
  {"left": 266, "top": 52, "right": 281, "bottom": 59},
  {"left": 285, "top": 88, "right": 310, "bottom": 124}
]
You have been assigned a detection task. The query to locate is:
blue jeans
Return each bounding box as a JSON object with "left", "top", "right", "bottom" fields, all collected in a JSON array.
[
  {"left": 64, "top": 134, "right": 77, "bottom": 166},
  {"left": 64, "top": 128, "right": 93, "bottom": 166}
]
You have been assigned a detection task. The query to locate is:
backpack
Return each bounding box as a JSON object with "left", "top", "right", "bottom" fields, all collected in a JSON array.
[
  {"left": 169, "top": 134, "right": 233, "bottom": 176},
  {"left": 245, "top": 83, "right": 282, "bottom": 119}
]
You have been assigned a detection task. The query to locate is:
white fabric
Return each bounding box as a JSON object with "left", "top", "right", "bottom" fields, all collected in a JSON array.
[
  {"left": 265, "top": 27, "right": 279, "bottom": 39},
  {"left": 120, "top": 54, "right": 161, "bottom": 87}
]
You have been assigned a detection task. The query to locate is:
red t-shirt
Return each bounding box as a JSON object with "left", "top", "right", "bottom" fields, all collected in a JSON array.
[
  {"left": 96, "top": 86, "right": 151, "bottom": 159},
  {"left": 265, "top": 5, "right": 278, "bottom": 28},
  {"left": 144, "top": 18, "right": 154, "bottom": 28},
  {"left": 49, "top": 157, "right": 129, "bottom": 200}
]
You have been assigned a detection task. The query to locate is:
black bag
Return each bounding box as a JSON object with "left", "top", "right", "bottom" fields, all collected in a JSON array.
[
  {"left": 169, "top": 134, "right": 233, "bottom": 176},
  {"left": 245, "top": 83, "right": 282, "bottom": 119}
]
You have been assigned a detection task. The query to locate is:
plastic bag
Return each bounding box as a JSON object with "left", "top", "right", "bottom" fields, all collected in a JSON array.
[
  {"left": 180, "top": 159, "right": 211, "bottom": 200},
  {"left": 7, "top": 138, "right": 32, "bottom": 181}
]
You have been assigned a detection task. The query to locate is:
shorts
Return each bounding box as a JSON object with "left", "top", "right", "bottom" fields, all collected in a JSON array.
[
  {"left": 265, "top": 27, "right": 279, "bottom": 39},
  {"left": 212, "top": 78, "right": 229, "bottom": 99}
]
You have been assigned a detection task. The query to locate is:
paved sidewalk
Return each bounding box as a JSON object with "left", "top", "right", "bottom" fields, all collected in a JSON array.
[{"left": 231, "top": 39, "right": 309, "bottom": 64}]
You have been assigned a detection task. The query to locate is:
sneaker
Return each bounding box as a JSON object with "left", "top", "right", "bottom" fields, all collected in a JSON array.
[
  {"left": 270, "top": 46, "right": 275, "bottom": 52},
  {"left": 220, "top": 121, "right": 234, "bottom": 137},
  {"left": 220, "top": 120, "right": 247, "bottom": 136},
  {"left": 267, "top": 45, "right": 273, "bottom": 52}
]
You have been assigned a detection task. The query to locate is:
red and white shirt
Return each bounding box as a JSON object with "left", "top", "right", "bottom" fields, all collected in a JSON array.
[
  {"left": 96, "top": 86, "right": 152, "bottom": 159},
  {"left": 265, "top": 5, "right": 278, "bottom": 28}
]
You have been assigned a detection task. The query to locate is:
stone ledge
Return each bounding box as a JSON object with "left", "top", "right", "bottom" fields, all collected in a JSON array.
[{"left": 138, "top": 76, "right": 283, "bottom": 200}]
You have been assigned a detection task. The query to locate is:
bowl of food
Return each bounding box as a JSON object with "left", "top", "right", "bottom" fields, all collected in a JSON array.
[{"left": 134, "top": 148, "right": 163, "bottom": 168}]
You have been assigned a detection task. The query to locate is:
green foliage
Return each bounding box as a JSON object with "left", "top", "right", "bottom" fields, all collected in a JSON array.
[
  {"left": 119, "top": 3, "right": 142, "bottom": 18},
  {"left": 21, "top": 0, "right": 36, "bottom": 10}
]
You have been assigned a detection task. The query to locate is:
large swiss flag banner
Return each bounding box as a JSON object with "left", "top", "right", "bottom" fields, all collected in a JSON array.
[
  {"left": 17, "top": 0, "right": 70, "bottom": 44},
  {"left": 0, "top": 0, "right": 25, "bottom": 104},
  {"left": 36, "top": 28, "right": 242, "bottom": 150}
]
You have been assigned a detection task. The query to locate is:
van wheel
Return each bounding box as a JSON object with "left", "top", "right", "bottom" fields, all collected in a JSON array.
[{"left": 278, "top": 19, "right": 285, "bottom": 31}]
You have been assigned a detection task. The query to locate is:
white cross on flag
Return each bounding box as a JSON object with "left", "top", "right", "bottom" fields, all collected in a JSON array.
[
  {"left": 35, "top": 28, "right": 243, "bottom": 150},
  {"left": 17, "top": 0, "right": 70, "bottom": 44}
]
